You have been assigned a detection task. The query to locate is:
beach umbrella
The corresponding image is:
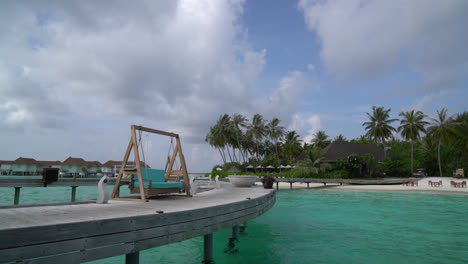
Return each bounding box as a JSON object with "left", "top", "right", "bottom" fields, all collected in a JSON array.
[
  {"left": 256, "top": 165, "right": 263, "bottom": 169},
  {"left": 279, "top": 165, "right": 285, "bottom": 168},
  {"left": 266, "top": 165, "right": 274, "bottom": 169},
  {"left": 246, "top": 165, "right": 254, "bottom": 169},
  {"left": 284, "top": 165, "right": 292, "bottom": 169}
]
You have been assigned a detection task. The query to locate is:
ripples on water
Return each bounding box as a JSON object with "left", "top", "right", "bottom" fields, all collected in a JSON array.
[{"left": 1, "top": 187, "right": 468, "bottom": 263}]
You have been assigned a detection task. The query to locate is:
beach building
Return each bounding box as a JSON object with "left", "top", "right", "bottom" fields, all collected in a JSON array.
[
  {"left": 11, "top": 158, "right": 38, "bottom": 176},
  {"left": 86, "top": 161, "right": 103, "bottom": 175},
  {"left": 320, "top": 140, "right": 385, "bottom": 164},
  {"left": 101, "top": 160, "right": 117, "bottom": 176},
  {"left": 0, "top": 157, "right": 148, "bottom": 177},
  {"left": 0, "top": 160, "right": 13, "bottom": 175},
  {"left": 35, "top": 160, "right": 62, "bottom": 174},
  {"left": 61, "top": 157, "right": 89, "bottom": 176}
]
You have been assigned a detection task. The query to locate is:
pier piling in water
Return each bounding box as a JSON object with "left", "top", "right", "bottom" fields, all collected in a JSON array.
[
  {"left": 240, "top": 222, "right": 247, "bottom": 233},
  {"left": 232, "top": 225, "right": 239, "bottom": 241},
  {"left": 203, "top": 233, "right": 214, "bottom": 264},
  {"left": 126, "top": 251, "right": 139, "bottom": 264},
  {"left": 71, "top": 186, "right": 77, "bottom": 202},
  {"left": 14, "top": 187, "right": 21, "bottom": 205}
]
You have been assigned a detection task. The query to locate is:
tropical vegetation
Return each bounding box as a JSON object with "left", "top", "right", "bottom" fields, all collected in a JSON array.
[{"left": 206, "top": 108, "right": 468, "bottom": 178}]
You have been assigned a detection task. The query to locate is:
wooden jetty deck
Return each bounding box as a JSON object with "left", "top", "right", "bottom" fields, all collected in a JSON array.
[
  {"left": 275, "top": 177, "right": 408, "bottom": 189},
  {"left": 0, "top": 183, "right": 275, "bottom": 263}
]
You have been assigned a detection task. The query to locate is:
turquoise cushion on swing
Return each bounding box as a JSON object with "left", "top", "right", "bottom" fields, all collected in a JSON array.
[{"left": 132, "top": 168, "right": 183, "bottom": 189}]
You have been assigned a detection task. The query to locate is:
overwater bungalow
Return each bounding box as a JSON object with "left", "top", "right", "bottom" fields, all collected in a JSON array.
[{"left": 0, "top": 157, "right": 148, "bottom": 177}]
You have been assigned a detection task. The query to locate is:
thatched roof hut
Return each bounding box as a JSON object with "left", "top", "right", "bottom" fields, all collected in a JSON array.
[{"left": 320, "top": 140, "right": 385, "bottom": 163}]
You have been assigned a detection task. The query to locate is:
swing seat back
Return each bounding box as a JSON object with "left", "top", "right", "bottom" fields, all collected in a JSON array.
[{"left": 132, "top": 168, "right": 183, "bottom": 189}]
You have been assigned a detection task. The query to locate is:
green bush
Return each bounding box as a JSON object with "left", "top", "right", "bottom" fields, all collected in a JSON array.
[
  {"left": 319, "top": 170, "right": 349, "bottom": 179},
  {"left": 380, "top": 158, "right": 409, "bottom": 177},
  {"left": 290, "top": 167, "right": 315, "bottom": 178}
]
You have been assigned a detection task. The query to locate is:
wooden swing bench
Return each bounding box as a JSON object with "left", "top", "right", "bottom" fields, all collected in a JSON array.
[
  {"left": 129, "top": 168, "right": 184, "bottom": 196},
  {"left": 111, "top": 125, "right": 191, "bottom": 202}
]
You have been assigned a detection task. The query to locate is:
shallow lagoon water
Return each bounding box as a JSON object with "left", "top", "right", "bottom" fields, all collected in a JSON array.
[{"left": 1, "top": 186, "right": 468, "bottom": 263}]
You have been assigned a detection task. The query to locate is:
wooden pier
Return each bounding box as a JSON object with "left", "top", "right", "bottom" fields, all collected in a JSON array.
[
  {"left": 275, "top": 177, "right": 408, "bottom": 190},
  {"left": 0, "top": 183, "right": 275, "bottom": 263}
]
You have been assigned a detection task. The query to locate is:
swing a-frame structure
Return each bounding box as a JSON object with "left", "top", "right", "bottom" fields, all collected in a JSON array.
[{"left": 111, "top": 125, "right": 191, "bottom": 202}]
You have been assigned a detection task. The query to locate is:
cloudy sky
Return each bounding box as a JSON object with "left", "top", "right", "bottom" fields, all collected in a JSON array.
[{"left": 1, "top": 0, "right": 467, "bottom": 172}]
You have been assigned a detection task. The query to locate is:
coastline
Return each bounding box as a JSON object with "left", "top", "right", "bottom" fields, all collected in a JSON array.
[{"left": 269, "top": 177, "right": 468, "bottom": 195}]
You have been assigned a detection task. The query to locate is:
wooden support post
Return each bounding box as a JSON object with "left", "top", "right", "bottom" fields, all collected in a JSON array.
[
  {"left": 175, "top": 136, "right": 191, "bottom": 196},
  {"left": 203, "top": 233, "right": 214, "bottom": 264},
  {"left": 126, "top": 251, "right": 139, "bottom": 264},
  {"left": 14, "top": 187, "right": 21, "bottom": 205},
  {"left": 71, "top": 186, "right": 77, "bottom": 202},
  {"left": 323, "top": 182, "right": 327, "bottom": 186},
  {"left": 232, "top": 225, "right": 239, "bottom": 241},
  {"left": 276, "top": 182, "right": 279, "bottom": 190},
  {"left": 240, "top": 222, "right": 247, "bottom": 233},
  {"left": 340, "top": 182, "right": 343, "bottom": 186},
  {"left": 290, "top": 182, "right": 293, "bottom": 190},
  {"left": 131, "top": 125, "right": 146, "bottom": 202},
  {"left": 111, "top": 139, "right": 133, "bottom": 200}
]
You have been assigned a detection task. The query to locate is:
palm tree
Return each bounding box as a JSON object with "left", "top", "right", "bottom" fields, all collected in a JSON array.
[
  {"left": 283, "top": 131, "right": 302, "bottom": 162},
  {"left": 247, "top": 114, "right": 267, "bottom": 166},
  {"left": 205, "top": 126, "right": 227, "bottom": 164},
  {"left": 311, "top": 130, "right": 330, "bottom": 149},
  {"left": 334, "top": 134, "right": 347, "bottom": 142},
  {"left": 215, "top": 114, "right": 233, "bottom": 163},
  {"left": 267, "top": 118, "right": 285, "bottom": 159},
  {"left": 231, "top": 113, "right": 248, "bottom": 163},
  {"left": 427, "top": 108, "right": 459, "bottom": 177},
  {"left": 398, "top": 110, "right": 429, "bottom": 176},
  {"left": 454, "top": 111, "right": 468, "bottom": 154},
  {"left": 363, "top": 106, "right": 398, "bottom": 143}
]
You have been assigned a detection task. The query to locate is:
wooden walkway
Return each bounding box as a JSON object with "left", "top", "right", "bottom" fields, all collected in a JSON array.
[
  {"left": 0, "top": 183, "right": 275, "bottom": 263},
  {"left": 275, "top": 177, "right": 408, "bottom": 190}
]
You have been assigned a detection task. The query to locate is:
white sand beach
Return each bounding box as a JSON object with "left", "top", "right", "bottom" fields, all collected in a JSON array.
[{"left": 269, "top": 177, "right": 468, "bottom": 194}]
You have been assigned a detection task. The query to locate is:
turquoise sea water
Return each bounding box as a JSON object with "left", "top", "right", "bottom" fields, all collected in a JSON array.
[{"left": 1, "top": 187, "right": 468, "bottom": 263}]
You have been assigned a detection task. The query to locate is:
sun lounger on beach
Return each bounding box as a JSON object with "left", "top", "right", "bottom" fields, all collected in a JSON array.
[
  {"left": 403, "top": 180, "right": 418, "bottom": 187},
  {"left": 429, "top": 180, "right": 442, "bottom": 187},
  {"left": 451, "top": 180, "right": 467, "bottom": 188}
]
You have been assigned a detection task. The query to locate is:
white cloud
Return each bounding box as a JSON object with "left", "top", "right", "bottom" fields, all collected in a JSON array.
[
  {"left": 303, "top": 115, "right": 323, "bottom": 144},
  {"left": 0, "top": 0, "right": 323, "bottom": 172},
  {"left": 403, "top": 90, "right": 452, "bottom": 113},
  {"left": 0, "top": 0, "right": 265, "bottom": 137},
  {"left": 288, "top": 113, "right": 323, "bottom": 144},
  {"left": 256, "top": 69, "right": 319, "bottom": 124},
  {"left": 0, "top": 0, "right": 271, "bottom": 171},
  {"left": 298, "top": 0, "right": 468, "bottom": 90}
]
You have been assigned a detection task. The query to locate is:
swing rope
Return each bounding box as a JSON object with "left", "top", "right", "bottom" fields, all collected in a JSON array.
[
  {"left": 164, "top": 137, "right": 180, "bottom": 181},
  {"left": 138, "top": 129, "right": 149, "bottom": 180},
  {"left": 164, "top": 138, "right": 171, "bottom": 172}
]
